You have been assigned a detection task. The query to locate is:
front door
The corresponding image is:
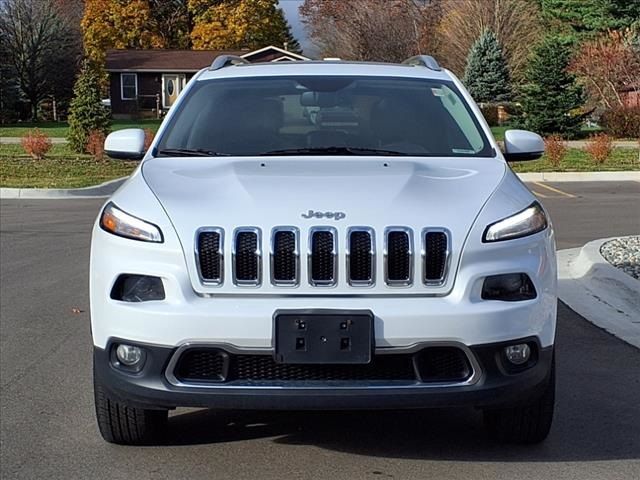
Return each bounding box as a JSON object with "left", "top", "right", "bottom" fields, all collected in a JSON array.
[{"left": 162, "top": 74, "right": 186, "bottom": 109}]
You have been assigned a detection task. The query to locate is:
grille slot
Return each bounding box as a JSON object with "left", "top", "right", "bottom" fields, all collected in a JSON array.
[
  {"left": 271, "top": 228, "right": 299, "bottom": 286},
  {"left": 423, "top": 230, "right": 449, "bottom": 284},
  {"left": 385, "top": 228, "right": 413, "bottom": 286},
  {"left": 233, "top": 228, "right": 261, "bottom": 285},
  {"left": 197, "top": 229, "right": 223, "bottom": 284},
  {"left": 309, "top": 228, "right": 337, "bottom": 286},
  {"left": 414, "top": 347, "right": 471, "bottom": 382},
  {"left": 175, "top": 349, "right": 229, "bottom": 382},
  {"left": 348, "top": 228, "right": 374, "bottom": 286}
]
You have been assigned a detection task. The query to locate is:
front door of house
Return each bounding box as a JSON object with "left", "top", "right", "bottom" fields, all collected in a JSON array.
[{"left": 162, "top": 74, "right": 186, "bottom": 109}]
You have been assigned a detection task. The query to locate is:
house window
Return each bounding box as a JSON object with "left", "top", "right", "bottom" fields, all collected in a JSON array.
[{"left": 120, "top": 73, "right": 137, "bottom": 100}]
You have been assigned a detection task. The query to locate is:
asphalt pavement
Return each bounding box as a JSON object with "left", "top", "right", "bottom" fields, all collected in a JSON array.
[{"left": 1, "top": 181, "right": 639, "bottom": 479}]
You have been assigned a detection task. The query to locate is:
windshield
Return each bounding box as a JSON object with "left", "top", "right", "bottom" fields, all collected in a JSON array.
[{"left": 156, "top": 76, "right": 493, "bottom": 158}]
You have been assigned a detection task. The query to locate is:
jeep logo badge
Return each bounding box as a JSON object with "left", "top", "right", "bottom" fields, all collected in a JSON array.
[{"left": 301, "top": 210, "right": 346, "bottom": 220}]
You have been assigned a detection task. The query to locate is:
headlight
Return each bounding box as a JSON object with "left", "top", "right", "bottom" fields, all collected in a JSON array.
[
  {"left": 483, "top": 202, "right": 547, "bottom": 242},
  {"left": 100, "top": 202, "right": 163, "bottom": 242}
]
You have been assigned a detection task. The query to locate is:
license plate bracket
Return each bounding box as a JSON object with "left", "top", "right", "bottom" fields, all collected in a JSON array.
[{"left": 274, "top": 310, "right": 374, "bottom": 364}]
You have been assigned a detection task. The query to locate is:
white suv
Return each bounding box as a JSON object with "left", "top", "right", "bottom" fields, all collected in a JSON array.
[{"left": 92, "top": 55, "right": 556, "bottom": 445}]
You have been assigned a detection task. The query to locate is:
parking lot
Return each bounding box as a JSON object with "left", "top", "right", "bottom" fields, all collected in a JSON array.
[{"left": 1, "top": 181, "right": 639, "bottom": 479}]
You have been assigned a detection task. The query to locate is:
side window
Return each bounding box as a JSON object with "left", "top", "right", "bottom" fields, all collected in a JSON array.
[
  {"left": 436, "top": 85, "right": 485, "bottom": 153},
  {"left": 121, "top": 73, "right": 137, "bottom": 100}
]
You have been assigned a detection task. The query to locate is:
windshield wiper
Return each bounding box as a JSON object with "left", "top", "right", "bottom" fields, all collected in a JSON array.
[
  {"left": 260, "top": 147, "right": 408, "bottom": 156},
  {"left": 155, "top": 148, "right": 228, "bottom": 157}
]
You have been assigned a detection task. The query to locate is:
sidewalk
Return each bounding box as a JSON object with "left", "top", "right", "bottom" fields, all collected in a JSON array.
[{"left": 0, "top": 137, "right": 68, "bottom": 144}]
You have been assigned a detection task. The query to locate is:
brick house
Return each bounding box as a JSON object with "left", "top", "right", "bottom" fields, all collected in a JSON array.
[{"left": 105, "top": 46, "right": 309, "bottom": 118}]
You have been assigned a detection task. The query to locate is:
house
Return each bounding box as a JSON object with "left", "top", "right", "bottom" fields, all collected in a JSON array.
[
  {"left": 618, "top": 85, "right": 639, "bottom": 108},
  {"left": 105, "top": 45, "right": 310, "bottom": 118}
]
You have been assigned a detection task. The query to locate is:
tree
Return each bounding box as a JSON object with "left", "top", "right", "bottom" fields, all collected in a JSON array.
[
  {"left": 571, "top": 30, "right": 640, "bottom": 109},
  {"left": 148, "top": 0, "right": 192, "bottom": 49},
  {"left": 299, "top": 0, "right": 442, "bottom": 62},
  {"left": 463, "top": 30, "right": 512, "bottom": 103},
  {"left": 0, "top": 0, "right": 78, "bottom": 120},
  {"left": 519, "top": 36, "right": 585, "bottom": 137},
  {"left": 67, "top": 60, "right": 111, "bottom": 153},
  {"left": 190, "top": 0, "right": 302, "bottom": 52},
  {"left": 82, "top": 0, "right": 156, "bottom": 65},
  {"left": 437, "top": 0, "right": 542, "bottom": 83},
  {"left": 541, "top": 0, "right": 640, "bottom": 40}
]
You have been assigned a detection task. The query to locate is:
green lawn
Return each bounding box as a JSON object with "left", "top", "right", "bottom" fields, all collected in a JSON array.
[
  {"left": 1, "top": 142, "right": 637, "bottom": 189},
  {"left": 510, "top": 147, "right": 639, "bottom": 172},
  {"left": 0, "top": 144, "right": 137, "bottom": 188},
  {"left": 0, "top": 119, "right": 162, "bottom": 138}
]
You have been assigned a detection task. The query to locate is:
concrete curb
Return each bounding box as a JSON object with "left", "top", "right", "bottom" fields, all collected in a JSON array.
[
  {"left": 1, "top": 171, "right": 638, "bottom": 200},
  {"left": 557, "top": 237, "right": 640, "bottom": 349},
  {"left": 0, "top": 177, "right": 127, "bottom": 199},
  {"left": 517, "top": 171, "right": 640, "bottom": 182}
]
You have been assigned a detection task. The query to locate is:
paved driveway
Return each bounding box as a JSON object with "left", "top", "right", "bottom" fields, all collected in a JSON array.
[{"left": 1, "top": 182, "right": 639, "bottom": 479}]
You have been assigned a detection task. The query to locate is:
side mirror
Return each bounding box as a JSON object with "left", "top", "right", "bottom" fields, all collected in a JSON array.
[
  {"left": 503, "top": 129, "right": 544, "bottom": 162},
  {"left": 104, "top": 129, "right": 146, "bottom": 160}
]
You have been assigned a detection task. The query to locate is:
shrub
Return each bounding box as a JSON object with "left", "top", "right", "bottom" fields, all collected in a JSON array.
[
  {"left": 480, "top": 104, "right": 500, "bottom": 126},
  {"left": 584, "top": 133, "right": 613, "bottom": 164},
  {"left": 600, "top": 107, "right": 640, "bottom": 139},
  {"left": 86, "top": 130, "right": 106, "bottom": 161},
  {"left": 21, "top": 129, "right": 52, "bottom": 160},
  {"left": 544, "top": 135, "right": 567, "bottom": 169},
  {"left": 67, "top": 60, "right": 111, "bottom": 153},
  {"left": 143, "top": 129, "right": 155, "bottom": 151}
]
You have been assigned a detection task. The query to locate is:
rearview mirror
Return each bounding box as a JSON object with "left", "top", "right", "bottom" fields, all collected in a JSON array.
[
  {"left": 503, "top": 129, "right": 544, "bottom": 162},
  {"left": 104, "top": 129, "right": 146, "bottom": 160}
]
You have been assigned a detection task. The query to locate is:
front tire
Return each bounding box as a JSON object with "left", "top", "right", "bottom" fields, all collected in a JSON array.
[
  {"left": 94, "top": 368, "right": 168, "bottom": 445},
  {"left": 483, "top": 356, "right": 555, "bottom": 444}
]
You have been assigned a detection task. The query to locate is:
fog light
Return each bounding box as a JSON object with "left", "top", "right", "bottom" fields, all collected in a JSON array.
[
  {"left": 504, "top": 344, "right": 531, "bottom": 365},
  {"left": 116, "top": 344, "right": 143, "bottom": 366},
  {"left": 482, "top": 273, "right": 536, "bottom": 301},
  {"left": 111, "top": 274, "right": 165, "bottom": 302}
]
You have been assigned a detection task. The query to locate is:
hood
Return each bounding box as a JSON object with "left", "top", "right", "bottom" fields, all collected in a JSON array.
[{"left": 142, "top": 156, "right": 506, "bottom": 295}]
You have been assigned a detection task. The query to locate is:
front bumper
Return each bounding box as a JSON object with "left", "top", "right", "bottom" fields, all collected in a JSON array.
[{"left": 94, "top": 338, "right": 554, "bottom": 411}]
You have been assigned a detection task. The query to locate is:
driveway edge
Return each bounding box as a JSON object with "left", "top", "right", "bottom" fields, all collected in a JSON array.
[
  {"left": 0, "top": 177, "right": 127, "bottom": 199},
  {"left": 557, "top": 237, "right": 640, "bottom": 349},
  {"left": 1, "top": 172, "right": 639, "bottom": 200},
  {"left": 517, "top": 171, "right": 640, "bottom": 182}
]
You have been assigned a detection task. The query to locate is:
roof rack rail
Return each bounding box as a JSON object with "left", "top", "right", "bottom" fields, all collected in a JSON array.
[
  {"left": 210, "top": 55, "right": 250, "bottom": 71},
  {"left": 402, "top": 55, "right": 442, "bottom": 72}
]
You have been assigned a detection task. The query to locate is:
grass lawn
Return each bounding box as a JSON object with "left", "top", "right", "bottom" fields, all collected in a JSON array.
[
  {"left": 0, "top": 144, "right": 137, "bottom": 188},
  {"left": 0, "top": 119, "right": 162, "bottom": 138},
  {"left": 1, "top": 142, "right": 637, "bottom": 189},
  {"left": 511, "top": 147, "right": 640, "bottom": 172}
]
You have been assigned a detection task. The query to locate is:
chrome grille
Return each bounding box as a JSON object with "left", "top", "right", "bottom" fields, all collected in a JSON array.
[
  {"left": 422, "top": 229, "right": 450, "bottom": 285},
  {"left": 196, "top": 228, "right": 223, "bottom": 284},
  {"left": 233, "top": 228, "right": 261, "bottom": 286},
  {"left": 309, "top": 227, "right": 337, "bottom": 286},
  {"left": 385, "top": 228, "right": 413, "bottom": 286},
  {"left": 347, "top": 228, "right": 375, "bottom": 286},
  {"left": 195, "top": 226, "right": 450, "bottom": 289},
  {"left": 271, "top": 227, "right": 299, "bottom": 286}
]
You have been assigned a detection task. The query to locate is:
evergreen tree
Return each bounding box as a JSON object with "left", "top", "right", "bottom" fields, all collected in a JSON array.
[
  {"left": 463, "top": 30, "right": 512, "bottom": 103},
  {"left": 519, "top": 36, "right": 585, "bottom": 137},
  {"left": 67, "top": 60, "right": 111, "bottom": 153}
]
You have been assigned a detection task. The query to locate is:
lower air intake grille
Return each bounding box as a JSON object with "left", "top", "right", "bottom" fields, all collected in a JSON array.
[
  {"left": 171, "top": 347, "right": 472, "bottom": 384},
  {"left": 310, "top": 229, "right": 336, "bottom": 285},
  {"left": 386, "top": 230, "right": 412, "bottom": 285},
  {"left": 423, "top": 230, "right": 449, "bottom": 284},
  {"left": 197, "top": 230, "right": 222, "bottom": 283}
]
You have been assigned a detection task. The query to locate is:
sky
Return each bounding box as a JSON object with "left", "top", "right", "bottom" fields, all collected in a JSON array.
[{"left": 278, "top": 0, "right": 319, "bottom": 56}]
